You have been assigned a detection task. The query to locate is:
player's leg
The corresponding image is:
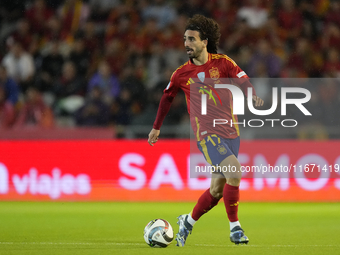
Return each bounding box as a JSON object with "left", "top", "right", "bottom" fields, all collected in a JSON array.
[
  {"left": 192, "top": 172, "right": 225, "bottom": 220},
  {"left": 176, "top": 172, "right": 225, "bottom": 247},
  {"left": 220, "top": 154, "right": 249, "bottom": 244}
]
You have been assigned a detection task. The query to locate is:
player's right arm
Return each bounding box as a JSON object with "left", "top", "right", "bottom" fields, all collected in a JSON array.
[
  {"left": 148, "top": 71, "right": 180, "bottom": 146},
  {"left": 148, "top": 92, "right": 174, "bottom": 146},
  {"left": 148, "top": 128, "right": 160, "bottom": 146}
]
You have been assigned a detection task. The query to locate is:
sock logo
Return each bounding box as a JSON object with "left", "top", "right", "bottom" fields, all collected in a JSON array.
[{"left": 230, "top": 202, "right": 239, "bottom": 207}]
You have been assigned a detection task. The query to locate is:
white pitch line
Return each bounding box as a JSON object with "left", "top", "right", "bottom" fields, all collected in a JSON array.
[
  {"left": 0, "top": 242, "right": 145, "bottom": 246},
  {"left": 0, "top": 242, "right": 338, "bottom": 248},
  {"left": 195, "top": 244, "right": 340, "bottom": 248}
]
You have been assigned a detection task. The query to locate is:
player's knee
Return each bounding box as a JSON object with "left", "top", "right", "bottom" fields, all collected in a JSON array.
[
  {"left": 227, "top": 178, "right": 241, "bottom": 187},
  {"left": 210, "top": 186, "right": 223, "bottom": 199}
]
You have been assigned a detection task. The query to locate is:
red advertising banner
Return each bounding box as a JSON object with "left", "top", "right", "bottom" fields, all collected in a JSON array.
[{"left": 0, "top": 140, "right": 339, "bottom": 201}]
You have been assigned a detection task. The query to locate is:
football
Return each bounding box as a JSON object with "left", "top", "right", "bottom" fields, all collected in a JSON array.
[{"left": 143, "top": 219, "right": 174, "bottom": 247}]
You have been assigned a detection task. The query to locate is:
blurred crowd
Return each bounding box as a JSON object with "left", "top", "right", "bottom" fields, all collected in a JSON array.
[{"left": 0, "top": 0, "right": 339, "bottom": 137}]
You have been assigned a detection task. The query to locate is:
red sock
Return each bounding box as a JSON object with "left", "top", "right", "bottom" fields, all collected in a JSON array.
[
  {"left": 191, "top": 188, "right": 220, "bottom": 221},
  {"left": 223, "top": 184, "right": 239, "bottom": 222}
]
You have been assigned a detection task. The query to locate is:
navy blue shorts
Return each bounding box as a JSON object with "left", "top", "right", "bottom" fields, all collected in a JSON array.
[{"left": 197, "top": 135, "right": 240, "bottom": 166}]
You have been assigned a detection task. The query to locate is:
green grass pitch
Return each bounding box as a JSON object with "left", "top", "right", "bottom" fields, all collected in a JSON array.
[{"left": 0, "top": 202, "right": 339, "bottom": 255}]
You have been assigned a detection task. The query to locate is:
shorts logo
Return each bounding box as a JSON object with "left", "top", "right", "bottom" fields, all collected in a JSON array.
[
  {"left": 209, "top": 67, "right": 220, "bottom": 80},
  {"left": 217, "top": 144, "right": 227, "bottom": 155}
]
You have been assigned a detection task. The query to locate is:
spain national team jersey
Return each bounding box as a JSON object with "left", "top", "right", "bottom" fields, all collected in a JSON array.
[{"left": 164, "top": 53, "right": 251, "bottom": 141}]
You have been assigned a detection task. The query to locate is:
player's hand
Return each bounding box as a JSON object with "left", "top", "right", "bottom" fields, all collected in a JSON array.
[
  {"left": 148, "top": 129, "right": 160, "bottom": 146},
  {"left": 252, "top": 95, "right": 264, "bottom": 107}
]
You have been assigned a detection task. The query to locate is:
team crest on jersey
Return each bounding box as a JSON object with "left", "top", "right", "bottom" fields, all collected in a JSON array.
[
  {"left": 197, "top": 72, "right": 205, "bottom": 82},
  {"left": 209, "top": 67, "right": 220, "bottom": 80},
  {"left": 217, "top": 144, "right": 227, "bottom": 155}
]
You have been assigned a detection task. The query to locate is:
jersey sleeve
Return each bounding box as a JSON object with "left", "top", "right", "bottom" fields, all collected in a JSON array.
[
  {"left": 163, "top": 69, "right": 181, "bottom": 97},
  {"left": 223, "top": 57, "right": 256, "bottom": 97},
  {"left": 225, "top": 58, "right": 249, "bottom": 79},
  {"left": 152, "top": 70, "right": 181, "bottom": 129}
]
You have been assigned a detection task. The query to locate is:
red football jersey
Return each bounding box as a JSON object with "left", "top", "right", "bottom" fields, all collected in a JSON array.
[{"left": 164, "top": 53, "right": 252, "bottom": 141}]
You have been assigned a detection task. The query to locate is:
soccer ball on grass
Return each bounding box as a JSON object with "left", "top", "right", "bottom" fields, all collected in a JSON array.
[{"left": 143, "top": 219, "right": 174, "bottom": 248}]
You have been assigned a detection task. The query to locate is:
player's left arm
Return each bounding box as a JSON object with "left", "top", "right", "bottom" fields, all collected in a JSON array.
[
  {"left": 226, "top": 58, "right": 264, "bottom": 107},
  {"left": 252, "top": 94, "right": 264, "bottom": 107},
  {"left": 236, "top": 78, "right": 264, "bottom": 107}
]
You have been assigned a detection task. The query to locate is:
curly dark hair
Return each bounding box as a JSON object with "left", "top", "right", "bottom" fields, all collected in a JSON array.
[{"left": 185, "top": 14, "right": 221, "bottom": 54}]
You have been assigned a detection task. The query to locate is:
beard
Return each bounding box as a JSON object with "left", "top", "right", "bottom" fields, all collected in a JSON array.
[{"left": 187, "top": 45, "right": 204, "bottom": 59}]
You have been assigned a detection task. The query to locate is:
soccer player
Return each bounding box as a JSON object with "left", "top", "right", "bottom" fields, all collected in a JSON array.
[{"left": 148, "top": 14, "right": 264, "bottom": 246}]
